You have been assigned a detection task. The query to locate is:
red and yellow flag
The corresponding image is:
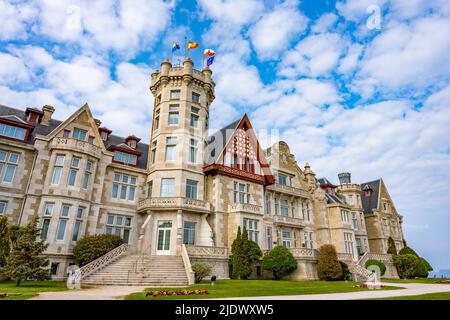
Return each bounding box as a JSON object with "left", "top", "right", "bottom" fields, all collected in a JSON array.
[{"left": 187, "top": 41, "right": 199, "bottom": 50}]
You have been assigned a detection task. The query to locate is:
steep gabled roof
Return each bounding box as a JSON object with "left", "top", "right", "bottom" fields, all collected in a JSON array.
[
  {"left": 205, "top": 118, "right": 240, "bottom": 164},
  {"left": 324, "top": 192, "right": 347, "bottom": 205},
  {"left": 360, "top": 179, "right": 381, "bottom": 215}
]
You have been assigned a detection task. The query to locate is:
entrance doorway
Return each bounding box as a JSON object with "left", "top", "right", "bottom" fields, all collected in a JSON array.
[{"left": 156, "top": 220, "right": 172, "bottom": 255}]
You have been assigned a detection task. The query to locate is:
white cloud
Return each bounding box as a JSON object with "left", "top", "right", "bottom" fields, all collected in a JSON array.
[
  {"left": 0, "top": 0, "right": 37, "bottom": 40},
  {"left": 311, "top": 13, "right": 338, "bottom": 33},
  {"left": 336, "top": 0, "right": 387, "bottom": 22},
  {"left": 249, "top": 1, "right": 308, "bottom": 60},
  {"left": 198, "top": 0, "right": 264, "bottom": 26},
  {"left": 0, "top": 52, "right": 31, "bottom": 85}
]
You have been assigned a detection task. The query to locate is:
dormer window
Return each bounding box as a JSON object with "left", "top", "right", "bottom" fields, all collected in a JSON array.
[
  {"left": 99, "top": 127, "right": 112, "bottom": 142},
  {"left": 0, "top": 123, "right": 27, "bottom": 140},
  {"left": 114, "top": 151, "right": 137, "bottom": 165},
  {"left": 125, "top": 135, "right": 141, "bottom": 149},
  {"left": 101, "top": 131, "right": 108, "bottom": 141},
  {"left": 25, "top": 107, "right": 43, "bottom": 124}
]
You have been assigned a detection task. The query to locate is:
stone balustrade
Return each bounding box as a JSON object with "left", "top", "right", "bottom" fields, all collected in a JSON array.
[
  {"left": 289, "top": 248, "right": 317, "bottom": 259},
  {"left": 272, "top": 214, "right": 305, "bottom": 228},
  {"left": 137, "top": 197, "right": 211, "bottom": 213},
  {"left": 50, "top": 137, "right": 102, "bottom": 158},
  {"left": 266, "top": 183, "right": 311, "bottom": 198},
  {"left": 336, "top": 253, "right": 355, "bottom": 262},
  {"left": 229, "top": 203, "right": 262, "bottom": 215},
  {"left": 185, "top": 245, "right": 228, "bottom": 258}
]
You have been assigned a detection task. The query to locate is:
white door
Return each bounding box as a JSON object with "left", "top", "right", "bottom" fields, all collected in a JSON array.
[{"left": 156, "top": 221, "right": 172, "bottom": 255}]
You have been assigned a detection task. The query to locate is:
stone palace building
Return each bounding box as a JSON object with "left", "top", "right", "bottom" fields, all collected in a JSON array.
[{"left": 0, "top": 58, "right": 404, "bottom": 284}]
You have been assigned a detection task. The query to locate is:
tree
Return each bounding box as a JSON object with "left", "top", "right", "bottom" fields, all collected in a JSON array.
[
  {"left": 397, "top": 244, "right": 433, "bottom": 278},
  {"left": 399, "top": 246, "right": 419, "bottom": 256},
  {"left": 230, "top": 226, "right": 243, "bottom": 279},
  {"left": 0, "top": 215, "right": 50, "bottom": 286},
  {"left": 339, "top": 261, "right": 351, "bottom": 281},
  {"left": 262, "top": 246, "right": 297, "bottom": 280},
  {"left": 394, "top": 254, "right": 420, "bottom": 279},
  {"left": 0, "top": 216, "right": 10, "bottom": 267},
  {"left": 230, "top": 227, "right": 263, "bottom": 280},
  {"left": 245, "top": 240, "right": 262, "bottom": 262},
  {"left": 191, "top": 263, "right": 212, "bottom": 283},
  {"left": 238, "top": 226, "right": 252, "bottom": 279},
  {"left": 317, "top": 245, "right": 342, "bottom": 281},
  {"left": 73, "top": 234, "right": 123, "bottom": 266},
  {"left": 387, "top": 237, "right": 397, "bottom": 255}
]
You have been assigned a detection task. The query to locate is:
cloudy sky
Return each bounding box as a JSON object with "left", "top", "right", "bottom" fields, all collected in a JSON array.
[{"left": 1, "top": 0, "right": 449, "bottom": 270}]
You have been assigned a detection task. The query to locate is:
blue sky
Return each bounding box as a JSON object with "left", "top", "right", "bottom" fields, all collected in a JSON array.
[{"left": 1, "top": 0, "right": 449, "bottom": 270}]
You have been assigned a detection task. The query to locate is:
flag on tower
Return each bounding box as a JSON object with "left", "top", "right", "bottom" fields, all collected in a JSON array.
[
  {"left": 203, "top": 49, "right": 216, "bottom": 58},
  {"left": 206, "top": 56, "right": 215, "bottom": 66},
  {"left": 172, "top": 42, "right": 180, "bottom": 52},
  {"left": 187, "top": 41, "right": 199, "bottom": 50}
]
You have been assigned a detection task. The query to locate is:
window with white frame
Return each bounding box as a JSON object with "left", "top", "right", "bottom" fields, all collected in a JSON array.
[
  {"left": 170, "top": 90, "right": 181, "bottom": 99},
  {"left": 356, "top": 238, "right": 363, "bottom": 255},
  {"left": 306, "top": 202, "right": 312, "bottom": 222},
  {"left": 0, "top": 201, "right": 7, "bottom": 215},
  {"left": 278, "top": 174, "right": 290, "bottom": 186},
  {"left": 114, "top": 151, "right": 137, "bottom": 165},
  {"left": 265, "top": 226, "right": 272, "bottom": 250},
  {"left": 185, "top": 179, "right": 198, "bottom": 199},
  {"left": 82, "top": 161, "right": 93, "bottom": 189},
  {"left": 301, "top": 201, "right": 306, "bottom": 220},
  {"left": 233, "top": 182, "right": 250, "bottom": 204},
  {"left": 112, "top": 173, "right": 137, "bottom": 201},
  {"left": 40, "top": 203, "right": 54, "bottom": 240},
  {"left": 67, "top": 157, "right": 80, "bottom": 186},
  {"left": 165, "top": 137, "right": 177, "bottom": 161},
  {"left": 341, "top": 210, "right": 350, "bottom": 223},
  {"left": 101, "top": 131, "right": 108, "bottom": 141},
  {"left": 72, "top": 207, "right": 84, "bottom": 241},
  {"left": 183, "top": 222, "right": 196, "bottom": 245},
  {"left": 0, "top": 150, "right": 20, "bottom": 184},
  {"left": 161, "top": 178, "right": 175, "bottom": 196},
  {"left": 243, "top": 218, "right": 259, "bottom": 243},
  {"left": 192, "top": 92, "right": 200, "bottom": 103},
  {"left": 147, "top": 180, "right": 153, "bottom": 198},
  {"left": 105, "top": 214, "right": 131, "bottom": 243},
  {"left": 0, "top": 123, "right": 27, "bottom": 140},
  {"left": 154, "top": 109, "right": 160, "bottom": 131},
  {"left": 360, "top": 212, "right": 365, "bottom": 228},
  {"left": 56, "top": 205, "right": 70, "bottom": 241},
  {"left": 348, "top": 194, "right": 354, "bottom": 205},
  {"left": 274, "top": 198, "right": 279, "bottom": 215},
  {"left": 151, "top": 140, "right": 157, "bottom": 164},
  {"left": 72, "top": 128, "right": 87, "bottom": 141},
  {"left": 189, "top": 138, "right": 197, "bottom": 163},
  {"left": 344, "top": 232, "right": 354, "bottom": 255},
  {"left": 280, "top": 199, "right": 289, "bottom": 216},
  {"left": 281, "top": 230, "right": 291, "bottom": 248},
  {"left": 168, "top": 105, "right": 179, "bottom": 125},
  {"left": 303, "top": 231, "right": 314, "bottom": 249},
  {"left": 190, "top": 107, "right": 199, "bottom": 128},
  {"left": 265, "top": 194, "right": 271, "bottom": 215},
  {"left": 352, "top": 212, "right": 358, "bottom": 230},
  {"left": 51, "top": 155, "right": 65, "bottom": 185}
]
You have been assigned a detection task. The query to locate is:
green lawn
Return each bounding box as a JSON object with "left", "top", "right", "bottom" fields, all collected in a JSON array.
[
  {"left": 0, "top": 280, "right": 67, "bottom": 300},
  {"left": 372, "top": 291, "right": 450, "bottom": 300},
  {"left": 125, "top": 280, "right": 402, "bottom": 300},
  {"left": 382, "top": 278, "right": 450, "bottom": 284}
]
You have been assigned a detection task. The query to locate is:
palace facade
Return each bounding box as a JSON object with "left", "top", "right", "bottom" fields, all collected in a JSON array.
[{"left": 0, "top": 58, "right": 404, "bottom": 283}]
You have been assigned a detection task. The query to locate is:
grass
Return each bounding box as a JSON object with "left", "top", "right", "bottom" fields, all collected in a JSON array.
[
  {"left": 0, "top": 280, "right": 67, "bottom": 300},
  {"left": 382, "top": 278, "right": 450, "bottom": 284},
  {"left": 125, "top": 279, "right": 402, "bottom": 300},
  {"left": 372, "top": 291, "right": 450, "bottom": 300}
]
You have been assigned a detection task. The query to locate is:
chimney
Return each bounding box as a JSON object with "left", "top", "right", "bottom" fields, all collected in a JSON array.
[
  {"left": 338, "top": 172, "right": 351, "bottom": 184},
  {"left": 41, "top": 105, "right": 55, "bottom": 126},
  {"left": 94, "top": 118, "right": 101, "bottom": 127}
]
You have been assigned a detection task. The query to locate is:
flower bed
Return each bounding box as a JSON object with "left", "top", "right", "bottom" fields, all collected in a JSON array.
[
  {"left": 354, "top": 283, "right": 387, "bottom": 289},
  {"left": 145, "top": 289, "right": 209, "bottom": 297},
  {"left": 435, "top": 279, "right": 450, "bottom": 284}
]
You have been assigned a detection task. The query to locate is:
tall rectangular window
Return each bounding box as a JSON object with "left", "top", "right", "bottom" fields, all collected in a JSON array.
[
  {"left": 72, "top": 207, "right": 84, "bottom": 241},
  {"left": 147, "top": 181, "right": 153, "bottom": 198},
  {"left": 352, "top": 212, "right": 358, "bottom": 230},
  {"left": 105, "top": 214, "right": 131, "bottom": 243},
  {"left": 0, "top": 150, "right": 20, "bottom": 183},
  {"left": 111, "top": 173, "right": 137, "bottom": 201},
  {"left": 189, "top": 138, "right": 197, "bottom": 163},
  {"left": 41, "top": 218, "right": 51, "bottom": 240},
  {"left": 265, "top": 194, "right": 271, "bottom": 215},
  {"left": 243, "top": 218, "right": 259, "bottom": 243},
  {"left": 280, "top": 199, "right": 289, "bottom": 216},
  {"left": 190, "top": 107, "right": 199, "bottom": 128},
  {"left": 183, "top": 222, "right": 196, "bottom": 245},
  {"left": 51, "top": 155, "right": 65, "bottom": 185},
  {"left": 72, "top": 128, "right": 87, "bottom": 141},
  {"left": 161, "top": 178, "right": 175, "bottom": 196},
  {"left": 151, "top": 140, "right": 157, "bottom": 164},
  {"left": 265, "top": 227, "right": 272, "bottom": 250},
  {"left": 278, "top": 174, "right": 288, "bottom": 186},
  {"left": 344, "top": 232, "right": 354, "bottom": 255},
  {"left": 168, "top": 108, "right": 179, "bottom": 125},
  {"left": 67, "top": 157, "right": 80, "bottom": 186},
  {"left": 191, "top": 92, "right": 200, "bottom": 103},
  {"left": 56, "top": 219, "right": 67, "bottom": 241},
  {"left": 233, "top": 182, "right": 250, "bottom": 204},
  {"left": 0, "top": 201, "right": 7, "bottom": 215},
  {"left": 186, "top": 179, "right": 198, "bottom": 199},
  {"left": 82, "top": 161, "right": 93, "bottom": 189},
  {"left": 165, "top": 137, "right": 177, "bottom": 161},
  {"left": 170, "top": 90, "right": 181, "bottom": 99},
  {"left": 0, "top": 123, "right": 27, "bottom": 140},
  {"left": 154, "top": 109, "right": 160, "bottom": 131}
]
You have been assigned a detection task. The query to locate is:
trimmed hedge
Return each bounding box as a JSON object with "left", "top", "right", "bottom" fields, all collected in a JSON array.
[
  {"left": 262, "top": 246, "right": 297, "bottom": 280},
  {"left": 398, "top": 246, "right": 419, "bottom": 257},
  {"left": 365, "top": 259, "right": 386, "bottom": 276},
  {"left": 73, "top": 234, "right": 123, "bottom": 266},
  {"left": 192, "top": 263, "right": 212, "bottom": 283}
]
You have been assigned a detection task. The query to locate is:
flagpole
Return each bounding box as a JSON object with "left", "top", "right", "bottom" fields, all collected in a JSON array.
[{"left": 184, "top": 36, "right": 187, "bottom": 58}]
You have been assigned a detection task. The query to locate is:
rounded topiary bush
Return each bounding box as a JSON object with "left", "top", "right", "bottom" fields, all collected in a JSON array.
[
  {"left": 262, "top": 246, "right": 297, "bottom": 280},
  {"left": 192, "top": 263, "right": 212, "bottom": 283},
  {"left": 317, "top": 245, "right": 342, "bottom": 281},
  {"left": 73, "top": 234, "right": 123, "bottom": 266},
  {"left": 394, "top": 254, "right": 420, "bottom": 279},
  {"left": 398, "top": 246, "right": 419, "bottom": 257},
  {"left": 365, "top": 259, "right": 386, "bottom": 276}
]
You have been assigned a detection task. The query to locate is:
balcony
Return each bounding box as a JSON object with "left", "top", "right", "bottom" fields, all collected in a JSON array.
[
  {"left": 50, "top": 137, "right": 102, "bottom": 158},
  {"left": 272, "top": 214, "right": 305, "bottom": 228},
  {"left": 266, "top": 183, "right": 311, "bottom": 198},
  {"left": 336, "top": 253, "right": 355, "bottom": 262},
  {"left": 137, "top": 197, "right": 211, "bottom": 213},
  {"left": 185, "top": 245, "right": 228, "bottom": 258},
  {"left": 263, "top": 248, "right": 317, "bottom": 260},
  {"left": 229, "top": 203, "right": 262, "bottom": 215}
]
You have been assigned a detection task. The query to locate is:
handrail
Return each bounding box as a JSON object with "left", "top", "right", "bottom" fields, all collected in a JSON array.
[
  {"left": 357, "top": 252, "right": 369, "bottom": 266},
  {"left": 181, "top": 244, "right": 195, "bottom": 285},
  {"left": 76, "top": 244, "right": 129, "bottom": 282}
]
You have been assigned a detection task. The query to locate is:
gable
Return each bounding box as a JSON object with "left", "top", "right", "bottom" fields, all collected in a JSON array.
[{"left": 204, "top": 114, "right": 274, "bottom": 185}]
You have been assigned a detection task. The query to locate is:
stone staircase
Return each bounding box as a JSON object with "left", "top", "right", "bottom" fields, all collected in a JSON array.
[
  {"left": 348, "top": 261, "right": 376, "bottom": 281},
  {"left": 82, "top": 254, "right": 189, "bottom": 286}
]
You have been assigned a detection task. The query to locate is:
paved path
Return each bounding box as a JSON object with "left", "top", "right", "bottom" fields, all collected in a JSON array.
[
  {"left": 31, "top": 285, "right": 148, "bottom": 300},
  {"left": 215, "top": 283, "right": 450, "bottom": 300},
  {"left": 31, "top": 282, "right": 450, "bottom": 300}
]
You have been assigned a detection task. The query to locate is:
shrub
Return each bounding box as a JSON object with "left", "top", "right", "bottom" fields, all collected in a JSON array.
[
  {"left": 399, "top": 246, "right": 419, "bottom": 257},
  {"left": 413, "top": 259, "right": 430, "bottom": 278},
  {"left": 245, "top": 240, "right": 262, "bottom": 262},
  {"left": 0, "top": 216, "right": 10, "bottom": 268},
  {"left": 394, "top": 254, "right": 420, "bottom": 279},
  {"left": 317, "top": 245, "right": 342, "bottom": 281},
  {"left": 230, "top": 227, "right": 260, "bottom": 280},
  {"left": 387, "top": 237, "right": 397, "bottom": 255},
  {"left": 339, "top": 261, "right": 351, "bottom": 280},
  {"left": 262, "top": 246, "right": 297, "bottom": 280},
  {"left": 73, "top": 234, "right": 123, "bottom": 266},
  {"left": 420, "top": 257, "right": 433, "bottom": 271},
  {"left": 191, "top": 263, "right": 212, "bottom": 284},
  {"left": 365, "top": 259, "right": 386, "bottom": 276}
]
